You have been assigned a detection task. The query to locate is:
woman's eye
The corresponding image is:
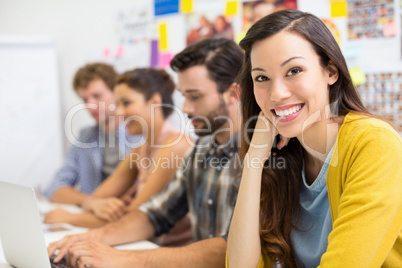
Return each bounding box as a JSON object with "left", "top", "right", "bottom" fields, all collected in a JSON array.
[
  {"left": 287, "top": 67, "right": 301, "bottom": 76},
  {"left": 122, "top": 101, "right": 131, "bottom": 106},
  {"left": 254, "top": 75, "right": 268, "bottom": 82}
]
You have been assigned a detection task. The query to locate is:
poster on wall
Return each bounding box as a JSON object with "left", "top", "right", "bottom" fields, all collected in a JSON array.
[
  {"left": 185, "top": 13, "right": 235, "bottom": 46},
  {"left": 347, "top": 0, "right": 396, "bottom": 39},
  {"left": 242, "top": 0, "right": 298, "bottom": 32},
  {"left": 400, "top": 0, "right": 402, "bottom": 58},
  {"left": 111, "top": 4, "right": 155, "bottom": 72},
  {"left": 184, "top": 1, "right": 243, "bottom": 46},
  {"left": 355, "top": 71, "right": 402, "bottom": 134}
]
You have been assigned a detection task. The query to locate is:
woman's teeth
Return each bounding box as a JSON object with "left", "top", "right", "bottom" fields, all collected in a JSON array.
[{"left": 274, "top": 104, "right": 302, "bottom": 117}]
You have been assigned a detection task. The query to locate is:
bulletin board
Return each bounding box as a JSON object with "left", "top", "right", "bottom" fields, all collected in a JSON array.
[
  {"left": 299, "top": 0, "right": 402, "bottom": 134},
  {"left": 86, "top": 0, "right": 401, "bottom": 134},
  {"left": 345, "top": 0, "right": 402, "bottom": 134},
  {"left": 0, "top": 37, "right": 64, "bottom": 191}
]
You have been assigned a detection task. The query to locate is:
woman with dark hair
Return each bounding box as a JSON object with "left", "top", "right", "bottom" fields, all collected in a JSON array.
[
  {"left": 227, "top": 10, "right": 402, "bottom": 268},
  {"left": 45, "top": 69, "right": 193, "bottom": 246}
]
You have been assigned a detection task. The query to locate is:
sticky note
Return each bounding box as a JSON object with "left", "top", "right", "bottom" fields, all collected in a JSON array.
[
  {"left": 383, "top": 21, "right": 396, "bottom": 37},
  {"left": 159, "top": 52, "right": 174, "bottom": 69},
  {"left": 181, "top": 0, "right": 193, "bottom": 12},
  {"left": 155, "top": 0, "right": 179, "bottom": 16},
  {"left": 116, "top": 45, "right": 124, "bottom": 58},
  {"left": 378, "top": 17, "right": 388, "bottom": 24},
  {"left": 349, "top": 67, "right": 366, "bottom": 86},
  {"left": 159, "top": 23, "right": 168, "bottom": 51},
  {"left": 150, "top": 40, "right": 159, "bottom": 68},
  {"left": 225, "top": 1, "right": 238, "bottom": 16},
  {"left": 331, "top": 1, "right": 347, "bottom": 17},
  {"left": 103, "top": 48, "right": 111, "bottom": 58}
]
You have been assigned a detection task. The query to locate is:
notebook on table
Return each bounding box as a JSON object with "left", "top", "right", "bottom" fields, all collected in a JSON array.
[{"left": 0, "top": 181, "right": 70, "bottom": 268}]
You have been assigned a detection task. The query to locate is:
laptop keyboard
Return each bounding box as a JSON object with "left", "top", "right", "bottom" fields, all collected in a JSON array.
[{"left": 50, "top": 254, "right": 71, "bottom": 268}]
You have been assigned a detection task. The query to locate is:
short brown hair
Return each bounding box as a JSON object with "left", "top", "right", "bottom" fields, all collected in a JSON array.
[
  {"left": 170, "top": 38, "right": 243, "bottom": 94},
  {"left": 72, "top": 63, "right": 117, "bottom": 92}
]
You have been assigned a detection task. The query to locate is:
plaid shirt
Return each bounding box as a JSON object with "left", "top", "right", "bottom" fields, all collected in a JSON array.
[{"left": 138, "top": 134, "right": 240, "bottom": 241}]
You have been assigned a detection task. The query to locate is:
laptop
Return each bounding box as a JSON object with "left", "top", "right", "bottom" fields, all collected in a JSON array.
[{"left": 0, "top": 181, "right": 70, "bottom": 268}]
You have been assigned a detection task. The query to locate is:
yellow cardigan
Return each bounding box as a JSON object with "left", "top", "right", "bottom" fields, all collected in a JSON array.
[{"left": 254, "top": 112, "right": 402, "bottom": 267}]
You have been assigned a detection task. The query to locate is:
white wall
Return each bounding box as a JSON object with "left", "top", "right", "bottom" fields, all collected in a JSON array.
[{"left": 0, "top": 0, "right": 156, "bottom": 151}]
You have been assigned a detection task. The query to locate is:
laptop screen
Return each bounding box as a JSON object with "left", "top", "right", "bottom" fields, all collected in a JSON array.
[{"left": 0, "top": 181, "right": 52, "bottom": 268}]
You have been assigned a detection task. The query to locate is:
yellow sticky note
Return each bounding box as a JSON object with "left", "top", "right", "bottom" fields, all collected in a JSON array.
[
  {"left": 158, "top": 23, "right": 168, "bottom": 51},
  {"left": 331, "top": 1, "right": 347, "bottom": 17},
  {"left": 378, "top": 17, "right": 388, "bottom": 24},
  {"left": 350, "top": 67, "right": 366, "bottom": 86},
  {"left": 181, "top": 0, "right": 193, "bottom": 13},
  {"left": 225, "top": 1, "right": 238, "bottom": 16}
]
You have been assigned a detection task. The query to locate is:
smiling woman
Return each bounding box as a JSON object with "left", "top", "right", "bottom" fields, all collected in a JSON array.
[{"left": 227, "top": 9, "right": 402, "bottom": 268}]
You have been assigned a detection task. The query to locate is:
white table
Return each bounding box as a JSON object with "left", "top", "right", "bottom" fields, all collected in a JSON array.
[{"left": 0, "top": 199, "right": 158, "bottom": 267}]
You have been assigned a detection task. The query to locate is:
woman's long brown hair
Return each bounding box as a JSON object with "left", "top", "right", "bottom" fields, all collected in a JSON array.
[{"left": 238, "top": 10, "right": 368, "bottom": 267}]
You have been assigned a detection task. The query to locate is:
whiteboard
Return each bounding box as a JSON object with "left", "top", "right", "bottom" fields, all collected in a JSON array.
[{"left": 0, "top": 37, "right": 63, "bottom": 192}]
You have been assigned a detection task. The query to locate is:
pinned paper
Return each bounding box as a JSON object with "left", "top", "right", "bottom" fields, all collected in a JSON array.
[
  {"left": 181, "top": 0, "right": 193, "bottom": 12},
  {"left": 159, "top": 52, "right": 174, "bottom": 69},
  {"left": 116, "top": 45, "right": 124, "bottom": 58},
  {"left": 331, "top": 1, "right": 347, "bottom": 18},
  {"left": 158, "top": 23, "right": 168, "bottom": 51},
  {"left": 349, "top": 67, "right": 366, "bottom": 86},
  {"left": 225, "top": 1, "right": 238, "bottom": 16},
  {"left": 383, "top": 21, "right": 396, "bottom": 37},
  {"left": 150, "top": 40, "right": 159, "bottom": 68}
]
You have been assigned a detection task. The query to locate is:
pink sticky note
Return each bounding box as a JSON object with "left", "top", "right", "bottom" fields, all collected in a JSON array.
[
  {"left": 103, "top": 48, "right": 111, "bottom": 58},
  {"left": 383, "top": 21, "right": 396, "bottom": 37},
  {"left": 159, "top": 52, "right": 174, "bottom": 69},
  {"left": 116, "top": 45, "right": 124, "bottom": 58}
]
